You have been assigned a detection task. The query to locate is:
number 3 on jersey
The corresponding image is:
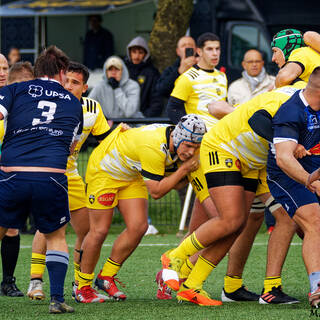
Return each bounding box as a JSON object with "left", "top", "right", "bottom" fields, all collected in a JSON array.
[{"left": 32, "top": 100, "right": 57, "bottom": 126}]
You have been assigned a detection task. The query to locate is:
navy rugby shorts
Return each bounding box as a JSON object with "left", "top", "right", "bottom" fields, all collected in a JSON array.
[
  {"left": 267, "top": 172, "right": 319, "bottom": 217},
  {"left": 0, "top": 171, "right": 70, "bottom": 234}
]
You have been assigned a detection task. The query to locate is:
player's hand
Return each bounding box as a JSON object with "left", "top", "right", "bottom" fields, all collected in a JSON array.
[
  {"left": 178, "top": 56, "right": 197, "bottom": 74},
  {"left": 294, "top": 144, "right": 311, "bottom": 159},
  {"left": 306, "top": 169, "right": 320, "bottom": 193},
  {"left": 119, "top": 122, "right": 131, "bottom": 131},
  {"left": 181, "top": 154, "right": 199, "bottom": 173}
]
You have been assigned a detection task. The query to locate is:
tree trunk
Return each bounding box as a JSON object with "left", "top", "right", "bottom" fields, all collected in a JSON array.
[{"left": 149, "top": 0, "right": 193, "bottom": 73}]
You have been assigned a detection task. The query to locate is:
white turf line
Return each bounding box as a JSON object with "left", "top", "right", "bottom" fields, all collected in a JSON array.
[{"left": 20, "top": 242, "right": 302, "bottom": 249}]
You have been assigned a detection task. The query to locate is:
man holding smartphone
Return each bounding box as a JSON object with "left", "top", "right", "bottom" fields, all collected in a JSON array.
[
  {"left": 166, "top": 32, "right": 227, "bottom": 129},
  {"left": 156, "top": 36, "right": 197, "bottom": 99}
]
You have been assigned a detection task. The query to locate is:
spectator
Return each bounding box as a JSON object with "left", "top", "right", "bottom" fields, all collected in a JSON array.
[
  {"left": 156, "top": 36, "right": 197, "bottom": 99},
  {"left": 228, "top": 49, "right": 275, "bottom": 106},
  {"left": 125, "top": 36, "right": 163, "bottom": 117},
  {"left": 7, "top": 47, "right": 21, "bottom": 67},
  {"left": 89, "top": 56, "right": 142, "bottom": 120},
  {"left": 83, "top": 15, "right": 114, "bottom": 70}
]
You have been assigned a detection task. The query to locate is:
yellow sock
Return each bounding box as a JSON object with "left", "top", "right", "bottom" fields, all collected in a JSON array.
[
  {"left": 101, "top": 258, "right": 121, "bottom": 277},
  {"left": 30, "top": 253, "right": 46, "bottom": 278},
  {"left": 78, "top": 271, "right": 94, "bottom": 289},
  {"left": 179, "top": 258, "right": 194, "bottom": 279},
  {"left": 74, "top": 262, "right": 80, "bottom": 284},
  {"left": 224, "top": 275, "right": 243, "bottom": 293},
  {"left": 184, "top": 255, "right": 216, "bottom": 289},
  {"left": 170, "top": 232, "right": 204, "bottom": 260},
  {"left": 264, "top": 276, "right": 282, "bottom": 293}
]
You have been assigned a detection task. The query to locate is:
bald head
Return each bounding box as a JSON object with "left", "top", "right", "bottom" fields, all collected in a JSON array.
[
  {"left": 176, "top": 36, "right": 196, "bottom": 58},
  {"left": 242, "top": 49, "right": 264, "bottom": 77},
  {"left": 307, "top": 67, "right": 320, "bottom": 91},
  {"left": 0, "top": 54, "right": 9, "bottom": 88}
]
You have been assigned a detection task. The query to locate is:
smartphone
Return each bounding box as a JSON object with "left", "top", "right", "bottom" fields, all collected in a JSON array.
[{"left": 185, "top": 47, "right": 194, "bottom": 57}]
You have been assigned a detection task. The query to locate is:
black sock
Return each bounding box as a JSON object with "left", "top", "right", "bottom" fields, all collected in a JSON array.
[{"left": 1, "top": 234, "right": 20, "bottom": 282}]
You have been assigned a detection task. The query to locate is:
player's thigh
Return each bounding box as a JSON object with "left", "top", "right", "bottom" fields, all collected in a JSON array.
[{"left": 117, "top": 180, "right": 148, "bottom": 230}]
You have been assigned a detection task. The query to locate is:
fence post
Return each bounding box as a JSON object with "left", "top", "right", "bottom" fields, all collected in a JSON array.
[{"left": 177, "top": 183, "right": 193, "bottom": 236}]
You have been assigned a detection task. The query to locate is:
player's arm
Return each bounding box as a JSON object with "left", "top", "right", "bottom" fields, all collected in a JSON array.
[
  {"left": 275, "top": 140, "right": 310, "bottom": 186},
  {"left": 208, "top": 100, "right": 234, "bottom": 119},
  {"left": 304, "top": 31, "right": 320, "bottom": 54},
  {"left": 275, "top": 63, "right": 303, "bottom": 88},
  {"left": 166, "top": 97, "right": 186, "bottom": 124},
  {"left": 143, "top": 155, "right": 199, "bottom": 199},
  {"left": 70, "top": 109, "right": 83, "bottom": 154},
  {"left": 167, "top": 74, "right": 192, "bottom": 124}
]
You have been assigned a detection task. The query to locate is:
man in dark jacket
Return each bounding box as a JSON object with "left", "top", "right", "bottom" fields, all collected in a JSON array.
[
  {"left": 125, "top": 36, "right": 163, "bottom": 117},
  {"left": 156, "top": 36, "right": 196, "bottom": 99},
  {"left": 83, "top": 15, "right": 114, "bottom": 70}
]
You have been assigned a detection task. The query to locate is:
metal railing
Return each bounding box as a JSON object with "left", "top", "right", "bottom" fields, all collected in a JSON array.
[{"left": 78, "top": 117, "right": 183, "bottom": 226}]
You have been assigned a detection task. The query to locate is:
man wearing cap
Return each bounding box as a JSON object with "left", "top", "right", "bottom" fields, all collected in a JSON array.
[
  {"left": 271, "top": 29, "right": 320, "bottom": 87},
  {"left": 125, "top": 36, "right": 163, "bottom": 117},
  {"left": 89, "top": 55, "right": 143, "bottom": 121},
  {"left": 75, "top": 114, "right": 206, "bottom": 303}
]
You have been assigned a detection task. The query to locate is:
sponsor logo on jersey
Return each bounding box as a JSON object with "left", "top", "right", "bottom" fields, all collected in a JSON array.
[
  {"left": 235, "top": 159, "right": 241, "bottom": 170},
  {"left": 29, "top": 85, "right": 43, "bottom": 97},
  {"left": 45, "top": 90, "right": 71, "bottom": 100},
  {"left": 89, "top": 194, "right": 95, "bottom": 204},
  {"left": 98, "top": 193, "right": 115, "bottom": 206},
  {"left": 225, "top": 158, "right": 233, "bottom": 168}
]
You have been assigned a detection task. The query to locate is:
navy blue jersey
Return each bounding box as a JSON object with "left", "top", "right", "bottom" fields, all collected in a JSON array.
[
  {"left": 0, "top": 78, "right": 83, "bottom": 169},
  {"left": 268, "top": 90, "right": 320, "bottom": 175}
]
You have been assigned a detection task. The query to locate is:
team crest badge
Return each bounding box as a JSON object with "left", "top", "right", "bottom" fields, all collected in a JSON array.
[
  {"left": 225, "top": 158, "right": 233, "bottom": 168},
  {"left": 89, "top": 194, "right": 95, "bottom": 204},
  {"left": 216, "top": 88, "right": 221, "bottom": 96},
  {"left": 28, "top": 85, "right": 43, "bottom": 98}
]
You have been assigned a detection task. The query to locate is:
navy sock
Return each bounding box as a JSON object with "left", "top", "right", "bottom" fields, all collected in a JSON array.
[
  {"left": 46, "top": 250, "right": 69, "bottom": 302},
  {"left": 1, "top": 234, "right": 20, "bottom": 281}
]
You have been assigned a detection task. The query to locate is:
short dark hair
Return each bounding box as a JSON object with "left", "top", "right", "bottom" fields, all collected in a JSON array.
[
  {"left": 88, "top": 14, "right": 102, "bottom": 23},
  {"left": 196, "top": 32, "right": 220, "bottom": 49},
  {"left": 68, "top": 61, "right": 89, "bottom": 84},
  {"left": 8, "top": 61, "right": 34, "bottom": 84},
  {"left": 34, "top": 45, "right": 69, "bottom": 78}
]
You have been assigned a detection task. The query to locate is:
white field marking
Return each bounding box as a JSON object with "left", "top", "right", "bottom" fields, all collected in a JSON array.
[{"left": 19, "top": 242, "right": 302, "bottom": 249}]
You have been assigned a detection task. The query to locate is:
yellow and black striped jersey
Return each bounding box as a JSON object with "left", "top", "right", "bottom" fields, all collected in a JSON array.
[
  {"left": 202, "top": 81, "right": 307, "bottom": 170},
  {"left": 66, "top": 97, "right": 109, "bottom": 177},
  {"left": 171, "top": 66, "right": 227, "bottom": 130},
  {"left": 288, "top": 47, "right": 320, "bottom": 82},
  {"left": 86, "top": 124, "right": 178, "bottom": 183}
]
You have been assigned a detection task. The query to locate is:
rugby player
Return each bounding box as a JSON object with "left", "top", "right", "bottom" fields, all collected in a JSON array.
[
  {"left": 160, "top": 80, "right": 306, "bottom": 306},
  {"left": 26, "top": 62, "right": 111, "bottom": 302},
  {"left": 76, "top": 114, "right": 206, "bottom": 303},
  {"left": 0, "top": 46, "right": 83, "bottom": 313}
]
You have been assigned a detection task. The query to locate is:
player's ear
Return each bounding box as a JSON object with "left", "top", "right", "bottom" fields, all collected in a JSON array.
[{"left": 83, "top": 84, "right": 88, "bottom": 94}]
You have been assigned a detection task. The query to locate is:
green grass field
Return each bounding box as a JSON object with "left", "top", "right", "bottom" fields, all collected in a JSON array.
[{"left": 0, "top": 230, "right": 315, "bottom": 320}]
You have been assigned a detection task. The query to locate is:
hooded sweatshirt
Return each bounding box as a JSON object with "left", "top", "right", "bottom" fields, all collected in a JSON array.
[
  {"left": 125, "top": 36, "right": 163, "bottom": 117},
  {"left": 89, "top": 56, "right": 143, "bottom": 119}
]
